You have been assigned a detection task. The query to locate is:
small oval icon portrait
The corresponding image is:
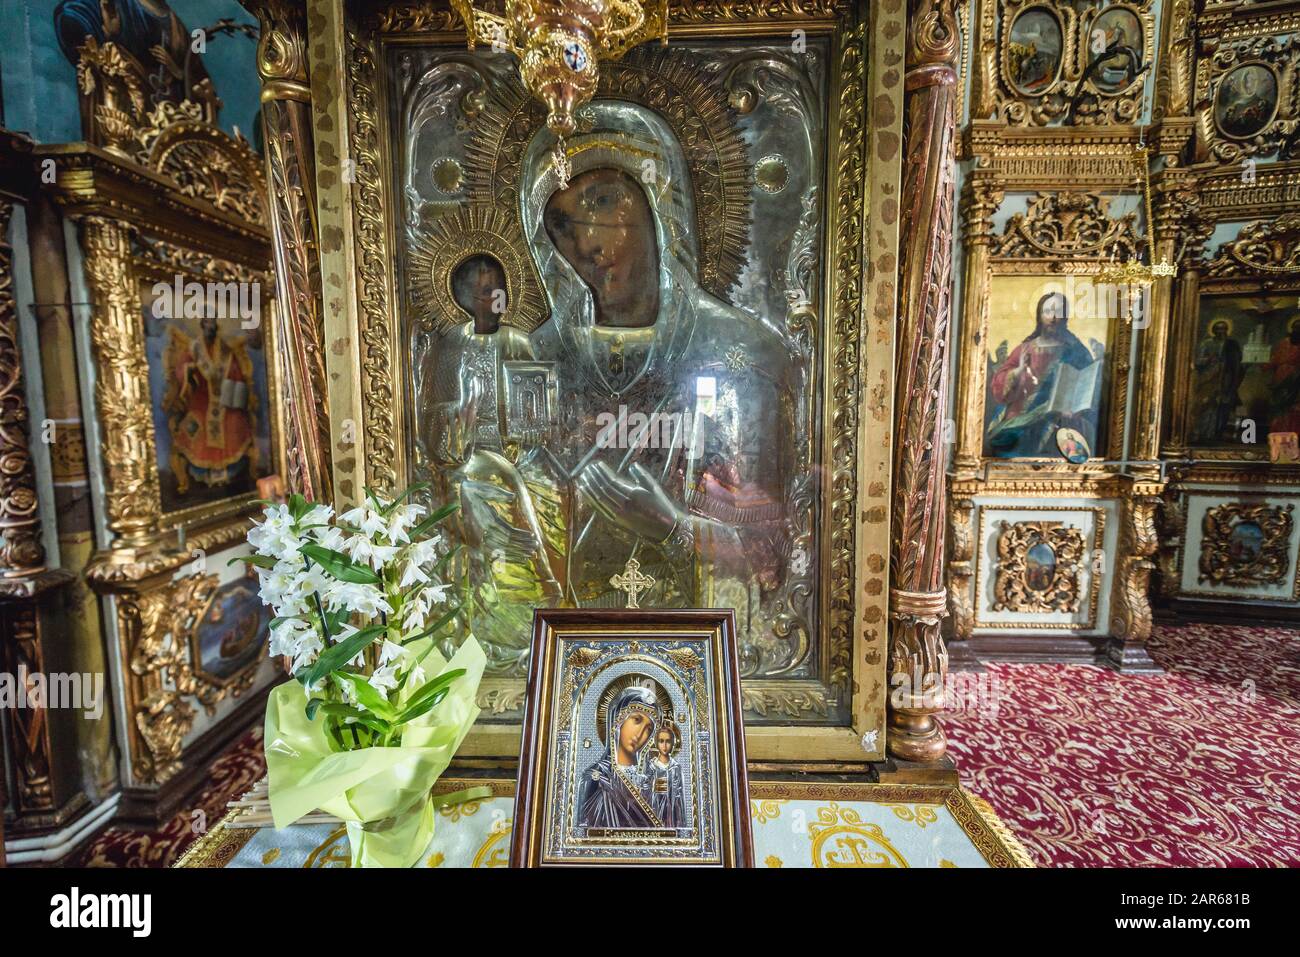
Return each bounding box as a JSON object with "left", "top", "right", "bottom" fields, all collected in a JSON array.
[
  {"left": 1026, "top": 541, "right": 1058, "bottom": 592},
  {"left": 1089, "top": 7, "right": 1144, "bottom": 93},
  {"left": 1056, "top": 426, "right": 1091, "bottom": 464},
  {"left": 1007, "top": 8, "right": 1064, "bottom": 95},
  {"left": 1214, "top": 64, "right": 1279, "bottom": 140}
]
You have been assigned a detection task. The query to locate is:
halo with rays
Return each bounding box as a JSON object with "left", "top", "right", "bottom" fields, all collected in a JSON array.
[
  {"left": 407, "top": 204, "right": 549, "bottom": 335},
  {"left": 464, "top": 44, "right": 754, "bottom": 298}
]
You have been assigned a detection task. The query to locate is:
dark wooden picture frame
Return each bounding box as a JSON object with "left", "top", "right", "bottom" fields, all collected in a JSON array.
[{"left": 511, "top": 608, "right": 752, "bottom": 867}]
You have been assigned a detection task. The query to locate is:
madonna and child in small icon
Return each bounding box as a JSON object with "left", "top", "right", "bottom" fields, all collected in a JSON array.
[{"left": 575, "top": 678, "right": 689, "bottom": 833}]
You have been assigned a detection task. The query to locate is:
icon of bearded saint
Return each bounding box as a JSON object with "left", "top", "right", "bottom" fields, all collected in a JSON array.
[{"left": 162, "top": 316, "right": 259, "bottom": 495}]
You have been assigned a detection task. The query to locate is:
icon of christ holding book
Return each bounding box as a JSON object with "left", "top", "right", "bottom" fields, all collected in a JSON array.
[{"left": 985, "top": 291, "right": 1103, "bottom": 458}]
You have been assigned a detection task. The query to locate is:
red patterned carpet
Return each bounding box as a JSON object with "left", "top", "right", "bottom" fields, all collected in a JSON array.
[
  {"left": 945, "top": 622, "right": 1300, "bottom": 866},
  {"left": 73, "top": 725, "right": 267, "bottom": 868},
  {"left": 68, "top": 622, "right": 1299, "bottom": 867}
]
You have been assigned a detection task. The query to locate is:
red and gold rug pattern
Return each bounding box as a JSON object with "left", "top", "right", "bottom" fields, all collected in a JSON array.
[
  {"left": 944, "top": 623, "right": 1300, "bottom": 867},
  {"left": 74, "top": 726, "right": 268, "bottom": 868},
  {"left": 68, "top": 623, "right": 1300, "bottom": 867}
]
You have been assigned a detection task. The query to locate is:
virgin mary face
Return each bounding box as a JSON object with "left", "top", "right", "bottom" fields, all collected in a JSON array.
[
  {"left": 617, "top": 709, "right": 654, "bottom": 761},
  {"left": 543, "top": 168, "right": 660, "bottom": 328}
]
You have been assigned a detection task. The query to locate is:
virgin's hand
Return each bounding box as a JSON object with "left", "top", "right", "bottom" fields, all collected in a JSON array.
[
  {"left": 460, "top": 480, "right": 540, "bottom": 564},
  {"left": 577, "top": 461, "right": 683, "bottom": 543}
]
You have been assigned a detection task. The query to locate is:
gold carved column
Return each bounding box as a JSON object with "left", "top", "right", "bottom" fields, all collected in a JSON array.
[
  {"left": 247, "top": 0, "right": 332, "bottom": 502},
  {"left": 888, "top": 0, "right": 960, "bottom": 764},
  {"left": 946, "top": 173, "right": 1003, "bottom": 644},
  {"left": 0, "top": 131, "right": 81, "bottom": 830}
]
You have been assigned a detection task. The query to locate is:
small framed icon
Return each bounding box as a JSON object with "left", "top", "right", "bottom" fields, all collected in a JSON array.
[{"left": 511, "top": 608, "right": 753, "bottom": 867}]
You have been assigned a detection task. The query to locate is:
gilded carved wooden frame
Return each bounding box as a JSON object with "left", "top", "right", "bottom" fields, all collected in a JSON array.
[
  {"left": 1164, "top": 219, "right": 1300, "bottom": 466},
  {"left": 972, "top": 0, "right": 1156, "bottom": 127},
  {"left": 955, "top": 188, "right": 1140, "bottom": 475},
  {"left": 315, "top": 0, "right": 901, "bottom": 765},
  {"left": 974, "top": 503, "right": 1107, "bottom": 630},
  {"left": 38, "top": 42, "right": 285, "bottom": 786}
]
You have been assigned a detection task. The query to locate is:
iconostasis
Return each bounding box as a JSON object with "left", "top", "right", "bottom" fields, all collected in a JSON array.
[
  {"left": 1, "top": 17, "right": 285, "bottom": 841},
  {"left": 948, "top": 0, "right": 1300, "bottom": 663},
  {"left": 1158, "top": 3, "right": 1300, "bottom": 622}
]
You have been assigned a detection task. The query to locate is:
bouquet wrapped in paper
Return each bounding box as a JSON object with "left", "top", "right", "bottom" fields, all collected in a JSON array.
[{"left": 241, "top": 485, "right": 484, "bottom": 867}]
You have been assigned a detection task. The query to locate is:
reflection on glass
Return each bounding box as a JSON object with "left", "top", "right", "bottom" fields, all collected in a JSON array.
[{"left": 411, "top": 97, "right": 821, "bottom": 699}]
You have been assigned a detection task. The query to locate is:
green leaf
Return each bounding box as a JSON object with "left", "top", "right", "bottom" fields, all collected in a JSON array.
[
  {"left": 299, "top": 542, "right": 381, "bottom": 585},
  {"left": 430, "top": 545, "right": 462, "bottom": 577},
  {"left": 381, "top": 481, "right": 431, "bottom": 515},
  {"left": 400, "top": 603, "right": 463, "bottom": 646},
  {"left": 229, "top": 554, "right": 277, "bottom": 569},
  {"left": 409, "top": 502, "right": 459, "bottom": 540},
  {"left": 396, "top": 667, "right": 465, "bottom": 722},
  {"left": 310, "top": 702, "right": 392, "bottom": 737},
  {"left": 332, "top": 672, "right": 398, "bottom": 721},
  {"left": 288, "top": 493, "right": 313, "bottom": 522},
  {"left": 396, "top": 686, "right": 452, "bottom": 725},
  {"left": 296, "top": 623, "right": 387, "bottom": 687}
]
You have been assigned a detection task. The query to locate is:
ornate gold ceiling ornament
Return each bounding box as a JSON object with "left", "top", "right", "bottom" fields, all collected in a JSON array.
[
  {"left": 452, "top": 1, "right": 669, "bottom": 188},
  {"left": 463, "top": 43, "right": 754, "bottom": 296},
  {"left": 1203, "top": 213, "right": 1300, "bottom": 278},
  {"left": 75, "top": 37, "right": 149, "bottom": 158},
  {"left": 1197, "top": 501, "right": 1293, "bottom": 590},
  {"left": 74, "top": 40, "right": 267, "bottom": 227},
  {"left": 138, "top": 102, "right": 268, "bottom": 227},
  {"left": 992, "top": 190, "right": 1142, "bottom": 260},
  {"left": 991, "top": 519, "right": 1087, "bottom": 614},
  {"left": 407, "top": 204, "right": 548, "bottom": 334}
]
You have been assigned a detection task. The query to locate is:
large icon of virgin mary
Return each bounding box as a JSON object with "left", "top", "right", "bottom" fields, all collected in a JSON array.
[{"left": 447, "top": 101, "right": 797, "bottom": 672}]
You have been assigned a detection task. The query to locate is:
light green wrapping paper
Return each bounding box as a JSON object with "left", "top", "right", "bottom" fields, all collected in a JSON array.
[{"left": 264, "top": 636, "right": 486, "bottom": 868}]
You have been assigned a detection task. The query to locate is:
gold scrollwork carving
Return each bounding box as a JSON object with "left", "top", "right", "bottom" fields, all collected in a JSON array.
[
  {"left": 991, "top": 191, "right": 1143, "bottom": 260},
  {"left": 76, "top": 41, "right": 267, "bottom": 226},
  {"left": 1198, "top": 501, "right": 1294, "bottom": 589},
  {"left": 1202, "top": 213, "right": 1300, "bottom": 278},
  {"left": 1194, "top": 32, "right": 1299, "bottom": 164},
  {"left": 346, "top": 24, "right": 402, "bottom": 494},
  {"left": 992, "top": 519, "right": 1086, "bottom": 614},
  {"left": 0, "top": 198, "right": 48, "bottom": 577},
  {"left": 81, "top": 216, "right": 164, "bottom": 553},
  {"left": 118, "top": 570, "right": 264, "bottom": 786},
  {"left": 980, "top": 0, "right": 1155, "bottom": 127}
]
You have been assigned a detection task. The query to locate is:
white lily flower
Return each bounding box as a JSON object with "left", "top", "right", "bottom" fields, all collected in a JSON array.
[
  {"left": 378, "top": 639, "right": 405, "bottom": 667},
  {"left": 424, "top": 582, "right": 453, "bottom": 605},
  {"left": 386, "top": 503, "right": 427, "bottom": 545},
  {"left": 310, "top": 524, "right": 348, "bottom": 552},
  {"left": 400, "top": 558, "right": 430, "bottom": 589},
  {"left": 340, "top": 505, "right": 388, "bottom": 540},
  {"left": 368, "top": 666, "right": 399, "bottom": 695},
  {"left": 367, "top": 543, "right": 402, "bottom": 571},
  {"left": 322, "top": 582, "right": 392, "bottom": 619}
]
